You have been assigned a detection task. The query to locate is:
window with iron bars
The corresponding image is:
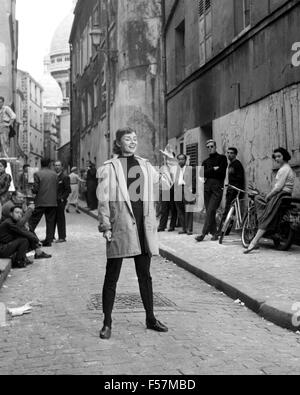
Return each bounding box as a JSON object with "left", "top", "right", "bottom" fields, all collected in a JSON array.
[{"left": 198, "top": 0, "right": 212, "bottom": 67}]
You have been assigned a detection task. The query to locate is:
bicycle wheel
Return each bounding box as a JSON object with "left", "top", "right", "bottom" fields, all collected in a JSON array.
[
  {"left": 242, "top": 208, "right": 258, "bottom": 249},
  {"left": 219, "top": 206, "right": 235, "bottom": 245},
  {"left": 274, "top": 220, "right": 295, "bottom": 251}
]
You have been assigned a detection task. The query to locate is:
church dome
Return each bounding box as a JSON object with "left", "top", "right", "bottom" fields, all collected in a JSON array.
[
  {"left": 39, "top": 59, "right": 63, "bottom": 110},
  {"left": 50, "top": 13, "right": 74, "bottom": 57}
]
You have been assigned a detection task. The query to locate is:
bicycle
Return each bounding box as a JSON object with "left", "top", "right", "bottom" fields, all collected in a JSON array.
[{"left": 219, "top": 184, "right": 254, "bottom": 246}]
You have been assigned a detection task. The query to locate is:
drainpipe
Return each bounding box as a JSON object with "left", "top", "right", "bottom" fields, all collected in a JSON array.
[
  {"left": 161, "top": 0, "right": 168, "bottom": 147},
  {"left": 69, "top": 43, "right": 74, "bottom": 167},
  {"left": 105, "top": 0, "right": 111, "bottom": 160}
]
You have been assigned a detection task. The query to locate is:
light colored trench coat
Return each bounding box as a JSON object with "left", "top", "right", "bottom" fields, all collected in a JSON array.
[{"left": 97, "top": 156, "right": 173, "bottom": 259}]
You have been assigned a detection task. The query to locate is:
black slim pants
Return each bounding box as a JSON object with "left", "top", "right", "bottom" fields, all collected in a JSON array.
[
  {"left": 55, "top": 201, "right": 67, "bottom": 240},
  {"left": 202, "top": 179, "right": 224, "bottom": 236},
  {"left": 102, "top": 255, "right": 156, "bottom": 328},
  {"left": 0, "top": 238, "right": 29, "bottom": 261},
  {"left": 175, "top": 201, "right": 194, "bottom": 233},
  {"left": 29, "top": 207, "right": 56, "bottom": 243},
  {"left": 159, "top": 187, "right": 177, "bottom": 231}
]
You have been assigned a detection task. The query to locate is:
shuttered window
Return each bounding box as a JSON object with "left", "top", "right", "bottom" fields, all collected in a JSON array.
[
  {"left": 198, "top": 0, "right": 212, "bottom": 67},
  {"left": 186, "top": 143, "right": 199, "bottom": 167},
  {"left": 234, "top": 0, "right": 251, "bottom": 36}
]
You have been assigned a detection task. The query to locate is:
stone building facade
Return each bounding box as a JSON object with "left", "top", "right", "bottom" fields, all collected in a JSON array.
[
  {"left": 48, "top": 13, "right": 73, "bottom": 168},
  {"left": 164, "top": 0, "right": 300, "bottom": 195},
  {"left": 17, "top": 70, "right": 44, "bottom": 168},
  {"left": 69, "top": 0, "right": 165, "bottom": 170},
  {"left": 0, "top": 0, "right": 18, "bottom": 107}
]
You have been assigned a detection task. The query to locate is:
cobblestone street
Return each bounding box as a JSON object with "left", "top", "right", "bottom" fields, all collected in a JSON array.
[{"left": 0, "top": 213, "right": 300, "bottom": 375}]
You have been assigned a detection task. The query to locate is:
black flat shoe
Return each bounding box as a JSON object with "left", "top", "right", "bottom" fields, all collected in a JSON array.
[
  {"left": 100, "top": 326, "right": 112, "bottom": 340},
  {"left": 42, "top": 241, "right": 52, "bottom": 247},
  {"left": 168, "top": 228, "right": 175, "bottom": 232},
  {"left": 195, "top": 235, "right": 205, "bottom": 242},
  {"left": 211, "top": 234, "right": 219, "bottom": 241},
  {"left": 244, "top": 245, "right": 260, "bottom": 254},
  {"left": 35, "top": 252, "right": 52, "bottom": 260},
  {"left": 146, "top": 320, "right": 168, "bottom": 333}
]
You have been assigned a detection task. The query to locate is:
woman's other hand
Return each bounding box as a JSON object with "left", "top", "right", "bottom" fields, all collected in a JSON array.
[{"left": 103, "top": 230, "right": 112, "bottom": 243}]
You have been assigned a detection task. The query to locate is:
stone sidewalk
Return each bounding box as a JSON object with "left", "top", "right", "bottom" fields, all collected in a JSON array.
[{"left": 159, "top": 231, "right": 300, "bottom": 332}]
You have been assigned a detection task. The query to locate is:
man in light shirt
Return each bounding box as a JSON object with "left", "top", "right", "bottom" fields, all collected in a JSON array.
[
  {"left": 0, "top": 97, "right": 16, "bottom": 158},
  {"left": 174, "top": 154, "right": 196, "bottom": 235}
]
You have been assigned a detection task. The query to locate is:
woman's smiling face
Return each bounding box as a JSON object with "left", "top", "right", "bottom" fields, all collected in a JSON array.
[{"left": 119, "top": 132, "right": 138, "bottom": 156}]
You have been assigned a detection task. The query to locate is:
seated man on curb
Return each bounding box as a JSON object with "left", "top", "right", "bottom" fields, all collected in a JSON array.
[{"left": 0, "top": 205, "right": 51, "bottom": 268}]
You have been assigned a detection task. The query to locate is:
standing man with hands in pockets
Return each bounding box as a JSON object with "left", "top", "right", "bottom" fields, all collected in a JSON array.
[
  {"left": 196, "top": 140, "right": 228, "bottom": 242},
  {"left": 54, "top": 161, "right": 71, "bottom": 243}
]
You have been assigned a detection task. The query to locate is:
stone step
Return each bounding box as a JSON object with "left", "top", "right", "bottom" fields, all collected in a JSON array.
[{"left": 0, "top": 259, "right": 12, "bottom": 290}]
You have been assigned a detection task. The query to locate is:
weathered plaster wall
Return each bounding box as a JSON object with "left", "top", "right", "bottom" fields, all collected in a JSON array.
[
  {"left": 213, "top": 83, "right": 300, "bottom": 197},
  {"left": 111, "top": 0, "right": 163, "bottom": 164},
  {"left": 0, "top": 0, "right": 14, "bottom": 104},
  {"left": 80, "top": 121, "right": 108, "bottom": 168}
]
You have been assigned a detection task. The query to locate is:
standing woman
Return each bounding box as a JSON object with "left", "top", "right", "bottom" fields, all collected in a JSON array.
[
  {"left": 244, "top": 148, "right": 295, "bottom": 254},
  {"left": 0, "top": 159, "right": 12, "bottom": 220},
  {"left": 66, "top": 167, "right": 83, "bottom": 214},
  {"left": 97, "top": 128, "right": 173, "bottom": 340}
]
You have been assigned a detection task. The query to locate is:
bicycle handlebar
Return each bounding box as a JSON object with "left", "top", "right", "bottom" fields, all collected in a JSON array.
[
  {"left": 225, "top": 184, "right": 246, "bottom": 194},
  {"left": 225, "top": 184, "right": 259, "bottom": 197}
]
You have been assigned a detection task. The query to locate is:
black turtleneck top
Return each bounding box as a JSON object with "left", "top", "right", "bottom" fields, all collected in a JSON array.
[
  {"left": 203, "top": 153, "right": 228, "bottom": 182},
  {"left": 119, "top": 155, "right": 146, "bottom": 254}
]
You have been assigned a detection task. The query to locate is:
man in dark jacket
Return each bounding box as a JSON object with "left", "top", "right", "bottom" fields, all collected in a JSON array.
[
  {"left": 0, "top": 206, "right": 40, "bottom": 268},
  {"left": 54, "top": 161, "right": 71, "bottom": 243},
  {"left": 196, "top": 140, "right": 228, "bottom": 242},
  {"left": 29, "top": 158, "right": 58, "bottom": 247},
  {"left": 1, "top": 194, "right": 51, "bottom": 260}
]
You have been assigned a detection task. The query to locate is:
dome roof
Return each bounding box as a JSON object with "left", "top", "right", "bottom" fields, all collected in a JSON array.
[
  {"left": 50, "top": 13, "right": 74, "bottom": 56},
  {"left": 39, "top": 63, "right": 63, "bottom": 109}
]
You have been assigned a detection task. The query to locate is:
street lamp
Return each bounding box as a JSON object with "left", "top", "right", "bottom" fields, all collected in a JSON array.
[
  {"left": 90, "top": 28, "right": 118, "bottom": 58},
  {"left": 90, "top": 28, "right": 104, "bottom": 48}
]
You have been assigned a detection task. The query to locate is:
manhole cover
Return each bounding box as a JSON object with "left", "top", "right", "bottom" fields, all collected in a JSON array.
[{"left": 87, "top": 293, "right": 177, "bottom": 312}]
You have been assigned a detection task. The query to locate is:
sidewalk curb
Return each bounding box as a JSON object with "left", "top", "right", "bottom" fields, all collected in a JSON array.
[
  {"left": 79, "top": 206, "right": 98, "bottom": 220},
  {"left": 78, "top": 205, "right": 298, "bottom": 333},
  {"left": 0, "top": 259, "right": 12, "bottom": 291},
  {"left": 159, "top": 247, "right": 298, "bottom": 333}
]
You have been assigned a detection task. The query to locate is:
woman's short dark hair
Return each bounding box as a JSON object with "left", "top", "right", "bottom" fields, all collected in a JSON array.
[
  {"left": 0, "top": 159, "right": 8, "bottom": 169},
  {"left": 113, "top": 127, "right": 136, "bottom": 155},
  {"left": 273, "top": 148, "right": 292, "bottom": 162}
]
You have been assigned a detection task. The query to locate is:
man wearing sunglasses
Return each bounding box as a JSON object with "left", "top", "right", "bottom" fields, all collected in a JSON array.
[{"left": 195, "top": 140, "right": 228, "bottom": 242}]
